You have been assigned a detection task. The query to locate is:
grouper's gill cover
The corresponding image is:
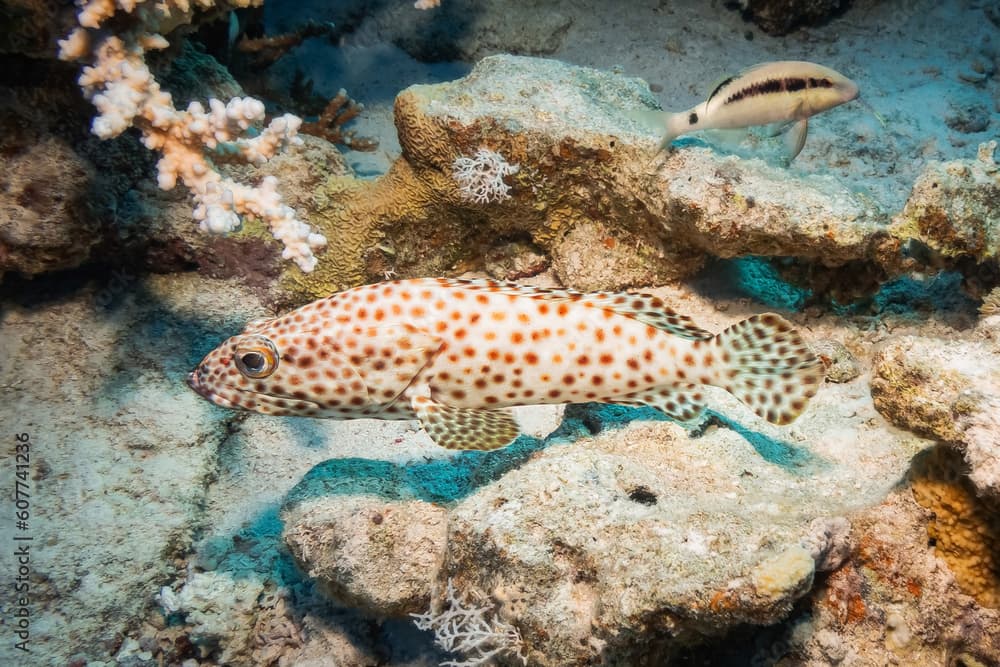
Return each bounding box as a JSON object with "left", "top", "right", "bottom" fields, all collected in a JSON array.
[{"left": 188, "top": 278, "right": 823, "bottom": 451}]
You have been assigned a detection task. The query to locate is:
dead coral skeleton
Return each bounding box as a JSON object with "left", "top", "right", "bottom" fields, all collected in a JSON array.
[
  {"left": 979, "top": 287, "right": 1000, "bottom": 316},
  {"left": 236, "top": 21, "right": 335, "bottom": 68},
  {"left": 452, "top": 148, "right": 520, "bottom": 204},
  {"left": 300, "top": 88, "right": 379, "bottom": 152},
  {"left": 411, "top": 580, "right": 528, "bottom": 667}
]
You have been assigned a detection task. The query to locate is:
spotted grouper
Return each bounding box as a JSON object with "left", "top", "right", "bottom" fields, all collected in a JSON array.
[{"left": 188, "top": 278, "right": 823, "bottom": 450}]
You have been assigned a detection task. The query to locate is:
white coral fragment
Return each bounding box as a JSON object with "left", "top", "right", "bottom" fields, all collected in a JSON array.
[
  {"left": 412, "top": 580, "right": 527, "bottom": 667},
  {"left": 452, "top": 148, "right": 520, "bottom": 204}
]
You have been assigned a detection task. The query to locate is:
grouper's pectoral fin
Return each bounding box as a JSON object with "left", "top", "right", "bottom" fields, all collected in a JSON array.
[
  {"left": 339, "top": 325, "right": 441, "bottom": 406},
  {"left": 408, "top": 387, "right": 521, "bottom": 451},
  {"left": 782, "top": 118, "right": 809, "bottom": 163}
]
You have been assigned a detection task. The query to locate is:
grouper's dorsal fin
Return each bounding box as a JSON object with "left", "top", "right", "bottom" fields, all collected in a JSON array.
[
  {"left": 572, "top": 291, "right": 716, "bottom": 340},
  {"left": 441, "top": 279, "right": 714, "bottom": 341}
]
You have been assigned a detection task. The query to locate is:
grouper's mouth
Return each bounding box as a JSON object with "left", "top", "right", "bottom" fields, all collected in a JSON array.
[
  {"left": 186, "top": 369, "right": 322, "bottom": 412},
  {"left": 186, "top": 370, "right": 232, "bottom": 406}
]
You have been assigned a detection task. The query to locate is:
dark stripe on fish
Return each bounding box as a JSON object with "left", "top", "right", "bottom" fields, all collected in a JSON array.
[
  {"left": 725, "top": 76, "right": 834, "bottom": 105},
  {"left": 706, "top": 76, "right": 736, "bottom": 103},
  {"left": 785, "top": 78, "right": 807, "bottom": 92}
]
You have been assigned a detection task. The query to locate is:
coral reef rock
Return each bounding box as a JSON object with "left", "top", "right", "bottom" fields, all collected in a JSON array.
[
  {"left": 295, "top": 54, "right": 909, "bottom": 301},
  {"left": 0, "top": 134, "right": 99, "bottom": 277},
  {"left": 732, "top": 0, "right": 849, "bottom": 36},
  {"left": 157, "top": 571, "right": 265, "bottom": 664},
  {"left": 890, "top": 142, "right": 1000, "bottom": 268},
  {"left": 909, "top": 446, "right": 1000, "bottom": 610},
  {"left": 285, "top": 386, "right": 927, "bottom": 664},
  {"left": 759, "top": 488, "right": 1000, "bottom": 666},
  {"left": 871, "top": 334, "right": 1000, "bottom": 501},
  {"left": 283, "top": 496, "right": 449, "bottom": 616}
]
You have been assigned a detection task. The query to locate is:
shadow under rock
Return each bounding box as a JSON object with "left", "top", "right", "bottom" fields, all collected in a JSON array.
[
  {"left": 561, "top": 402, "right": 826, "bottom": 474},
  {"left": 283, "top": 433, "right": 548, "bottom": 509},
  {"left": 710, "top": 413, "right": 828, "bottom": 474}
]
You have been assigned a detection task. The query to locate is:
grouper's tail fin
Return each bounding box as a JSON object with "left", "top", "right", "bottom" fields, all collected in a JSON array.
[{"left": 713, "top": 313, "right": 823, "bottom": 425}]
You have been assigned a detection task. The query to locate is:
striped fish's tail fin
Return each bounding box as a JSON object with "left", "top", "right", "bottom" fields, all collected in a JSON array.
[
  {"left": 712, "top": 314, "right": 823, "bottom": 425},
  {"left": 660, "top": 110, "right": 694, "bottom": 153},
  {"left": 624, "top": 108, "right": 690, "bottom": 155}
]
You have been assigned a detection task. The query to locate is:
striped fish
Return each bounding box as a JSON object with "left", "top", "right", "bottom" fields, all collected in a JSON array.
[
  {"left": 639, "top": 60, "right": 859, "bottom": 161},
  {"left": 187, "top": 278, "right": 823, "bottom": 451}
]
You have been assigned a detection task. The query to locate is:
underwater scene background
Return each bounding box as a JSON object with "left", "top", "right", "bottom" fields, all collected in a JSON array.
[{"left": 0, "top": 0, "right": 998, "bottom": 665}]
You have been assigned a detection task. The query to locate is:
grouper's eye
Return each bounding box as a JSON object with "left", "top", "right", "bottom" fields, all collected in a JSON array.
[{"left": 234, "top": 336, "right": 279, "bottom": 379}]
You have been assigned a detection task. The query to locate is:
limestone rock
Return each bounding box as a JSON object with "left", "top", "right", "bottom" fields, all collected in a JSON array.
[
  {"left": 157, "top": 572, "right": 264, "bottom": 663},
  {"left": 812, "top": 338, "right": 862, "bottom": 383},
  {"left": 0, "top": 0, "right": 77, "bottom": 57},
  {"left": 871, "top": 335, "right": 1000, "bottom": 501},
  {"left": 890, "top": 144, "right": 1000, "bottom": 267},
  {"left": 0, "top": 135, "right": 100, "bottom": 277},
  {"left": 281, "top": 376, "right": 925, "bottom": 665},
  {"left": 440, "top": 415, "right": 922, "bottom": 665},
  {"left": 283, "top": 496, "right": 448, "bottom": 616}
]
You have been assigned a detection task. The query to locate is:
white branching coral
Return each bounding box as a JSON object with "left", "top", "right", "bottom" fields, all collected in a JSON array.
[
  {"left": 58, "top": 0, "right": 327, "bottom": 272},
  {"left": 452, "top": 148, "right": 520, "bottom": 204},
  {"left": 412, "top": 580, "right": 527, "bottom": 667}
]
